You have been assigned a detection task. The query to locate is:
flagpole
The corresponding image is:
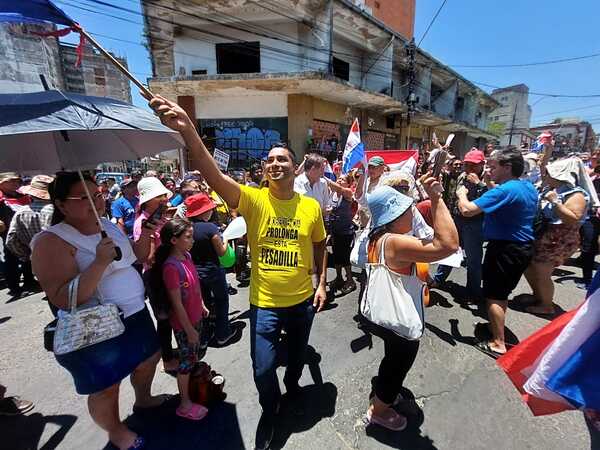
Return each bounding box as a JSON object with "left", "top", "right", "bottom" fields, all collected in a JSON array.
[{"left": 77, "top": 27, "right": 153, "bottom": 98}]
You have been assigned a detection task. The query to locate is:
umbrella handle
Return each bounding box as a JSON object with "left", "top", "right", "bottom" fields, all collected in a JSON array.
[
  {"left": 77, "top": 171, "right": 122, "bottom": 261},
  {"left": 101, "top": 231, "right": 123, "bottom": 261}
]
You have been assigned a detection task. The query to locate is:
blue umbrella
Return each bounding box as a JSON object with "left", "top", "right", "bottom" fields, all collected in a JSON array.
[
  {"left": 0, "top": 89, "right": 184, "bottom": 261},
  {"left": 0, "top": 89, "right": 183, "bottom": 173}
]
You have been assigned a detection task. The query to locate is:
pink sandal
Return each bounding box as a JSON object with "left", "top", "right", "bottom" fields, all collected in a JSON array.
[
  {"left": 365, "top": 408, "right": 407, "bottom": 431},
  {"left": 176, "top": 403, "right": 208, "bottom": 421}
]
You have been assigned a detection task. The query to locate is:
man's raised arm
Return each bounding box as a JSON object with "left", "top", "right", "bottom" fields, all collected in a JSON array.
[{"left": 145, "top": 93, "right": 241, "bottom": 208}]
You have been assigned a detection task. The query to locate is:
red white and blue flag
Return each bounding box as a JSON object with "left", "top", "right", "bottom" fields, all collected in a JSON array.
[
  {"left": 497, "top": 286, "right": 600, "bottom": 416},
  {"left": 342, "top": 118, "right": 366, "bottom": 174},
  {"left": 366, "top": 150, "right": 419, "bottom": 175}
]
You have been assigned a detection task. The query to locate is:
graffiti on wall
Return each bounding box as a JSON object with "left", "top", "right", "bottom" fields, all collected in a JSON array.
[{"left": 199, "top": 118, "right": 288, "bottom": 164}]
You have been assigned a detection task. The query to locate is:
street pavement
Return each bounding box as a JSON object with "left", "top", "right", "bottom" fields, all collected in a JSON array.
[{"left": 1, "top": 259, "right": 598, "bottom": 450}]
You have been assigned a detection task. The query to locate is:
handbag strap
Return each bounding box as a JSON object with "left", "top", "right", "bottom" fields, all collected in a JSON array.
[
  {"left": 377, "top": 233, "right": 416, "bottom": 276},
  {"left": 68, "top": 275, "right": 81, "bottom": 314},
  {"left": 378, "top": 234, "right": 390, "bottom": 264}
]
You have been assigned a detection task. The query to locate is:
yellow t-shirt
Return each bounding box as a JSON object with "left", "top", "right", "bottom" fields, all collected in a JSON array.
[{"left": 238, "top": 185, "right": 327, "bottom": 308}]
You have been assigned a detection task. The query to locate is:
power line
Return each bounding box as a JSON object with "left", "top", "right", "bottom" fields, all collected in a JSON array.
[
  {"left": 66, "top": 0, "right": 600, "bottom": 102},
  {"left": 417, "top": 0, "right": 448, "bottom": 48},
  {"left": 532, "top": 103, "right": 600, "bottom": 119},
  {"left": 473, "top": 81, "right": 600, "bottom": 99},
  {"left": 451, "top": 51, "right": 600, "bottom": 68}
]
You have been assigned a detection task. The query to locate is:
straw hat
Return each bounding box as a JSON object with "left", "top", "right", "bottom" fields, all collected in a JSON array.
[
  {"left": 18, "top": 175, "right": 54, "bottom": 200},
  {"left": 0, "top": 172, "right": 21, "bottom": 184}
]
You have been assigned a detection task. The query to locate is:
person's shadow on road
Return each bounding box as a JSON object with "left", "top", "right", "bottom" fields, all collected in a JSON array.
[
  {"left": 105, "top": 397, "right": 244, "bottom": 450},
  {"left": 268, "top": 338, "right": 337, "bottom": 449},
  {"left": 1, "top": 412, "right": 77, "bottom": 450},
  {"left": 270, "top": 382, "right": 338, "bottom": 450}
]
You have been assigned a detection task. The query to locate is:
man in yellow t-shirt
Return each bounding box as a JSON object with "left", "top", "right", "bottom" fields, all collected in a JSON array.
[{"left": 146, "top": 92, "right": 328, "bottom": 450}]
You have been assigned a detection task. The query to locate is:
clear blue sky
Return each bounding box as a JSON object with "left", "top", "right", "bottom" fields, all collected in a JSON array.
[
  {"left": 415, "top": 0, "right": 600, "bottom": 130},
  {"left": 54, "top": 0, "right": 600, "bottom": 131}
]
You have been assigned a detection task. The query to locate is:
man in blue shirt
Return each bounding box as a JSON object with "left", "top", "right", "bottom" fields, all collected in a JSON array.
[
  {"left": 456, "top": 147, "right": 538, "bottom": 358},
  {"left": 111, "top": 178, "right": 139, "bottom": 238}
]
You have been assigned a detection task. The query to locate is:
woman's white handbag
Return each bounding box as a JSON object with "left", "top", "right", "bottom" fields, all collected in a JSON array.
[
  {"left": 360, "top": 234, "right": 426, "bottom": 340},
  {"left": 53, "top": 275, "right": 125, "bottom": 355},
  {"left": 350, "top": 226, "right": 370, "bottom": 269}
]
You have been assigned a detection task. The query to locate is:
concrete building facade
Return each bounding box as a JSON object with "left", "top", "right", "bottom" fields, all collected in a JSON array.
[
  {"left": 142, "top": 0, "right": 497, "bottom": 168},
  {"left": 531, "top": 119, "right": 597, "bottom": 154},
  {"left": 60, "top": 43, "right": 132, "bottom": 103},
  {"left": 0, "top": 23, "right": 131, "bottom": 103},
  {"left": 489, "top": 84, "right": 534, "bottom": 148},
  {"left": 0, "top": 23, "right": 64, "bottom": 93}
]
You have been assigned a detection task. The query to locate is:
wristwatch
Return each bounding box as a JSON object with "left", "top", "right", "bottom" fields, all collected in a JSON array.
[{"left": 551, "top": 197, "right": 562, "bottom": 206}]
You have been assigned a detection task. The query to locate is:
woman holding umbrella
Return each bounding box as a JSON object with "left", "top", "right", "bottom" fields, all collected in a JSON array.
[{"left": 31, "top": 172, "right": 167, "bottom": 450}]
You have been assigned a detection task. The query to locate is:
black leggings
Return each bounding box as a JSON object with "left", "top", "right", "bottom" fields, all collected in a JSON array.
[
  {"left": 580, "top": 217, "right": 600, "bottom": 283},
  {"left": 367, "top": 321, "right": 420, "bottom": 404}
]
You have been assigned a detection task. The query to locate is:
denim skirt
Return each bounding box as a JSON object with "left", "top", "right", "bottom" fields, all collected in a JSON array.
[{"left": 55, "top": 307, "right": 159, "bottom": 395}]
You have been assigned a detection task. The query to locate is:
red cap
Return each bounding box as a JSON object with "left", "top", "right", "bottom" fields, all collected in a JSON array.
[
  {"left": 463, "top": 149, "right": 485, "bottom": 164},
  {"left": 185, "top": 193, "right": 216, "bottom": 218}
]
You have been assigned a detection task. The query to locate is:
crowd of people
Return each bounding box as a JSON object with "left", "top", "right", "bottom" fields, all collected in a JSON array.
[{"left": 0, "top": 94, "right": 598, "bottom": 448}]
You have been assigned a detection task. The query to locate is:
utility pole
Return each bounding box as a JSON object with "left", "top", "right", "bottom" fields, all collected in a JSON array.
[
  {"left": 508, "top": 102, "right": 518, "bottom": 146},
  {"left": 328, "top": 0, "right": 334, "bottom": 75},
  {"left": 405, "top": 38, "right": 417, "bottom": 148}
]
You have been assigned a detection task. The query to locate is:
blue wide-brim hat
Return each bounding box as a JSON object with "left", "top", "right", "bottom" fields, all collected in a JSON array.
[{"left": 367, "top": 185, "right": 414, "bottom": 228}]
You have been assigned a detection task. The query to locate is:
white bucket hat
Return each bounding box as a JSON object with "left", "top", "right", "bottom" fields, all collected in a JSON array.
[{"left": 137, "top": 177, "right": 172, "bottom": 205}]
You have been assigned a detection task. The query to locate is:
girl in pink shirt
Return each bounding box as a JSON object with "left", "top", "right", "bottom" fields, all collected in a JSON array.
[{"left": 153, "top": 218, "right": 209, "bottom": 421}]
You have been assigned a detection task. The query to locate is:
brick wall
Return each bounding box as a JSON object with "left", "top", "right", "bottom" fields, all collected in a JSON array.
[
  {"left": 365, "top": 131, "right": 385, "bottom": 150},
  {"left": 310, "top": 120, "right": 341, "bottom": 154},
  {"left": 365, "top": 0, "right": 415, "bottom": 39}
]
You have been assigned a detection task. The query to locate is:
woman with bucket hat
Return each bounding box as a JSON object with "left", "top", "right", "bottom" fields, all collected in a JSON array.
[
  {"left": 132, "top": 177, "right": 178, "bottom": 374},
  {"left": 362, "top": 176, "right": 458, "bottom": 431}
]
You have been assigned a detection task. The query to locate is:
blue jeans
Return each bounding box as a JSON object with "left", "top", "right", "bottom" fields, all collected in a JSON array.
[
  {"left": 250, "top": 298, "right": 316, "bottom": 415},
  {"left": 433, "top": 217, "right": 484, "bottom": 300},
  {"left": 198, "top": 266, "right": 231, "bottom": 341}
]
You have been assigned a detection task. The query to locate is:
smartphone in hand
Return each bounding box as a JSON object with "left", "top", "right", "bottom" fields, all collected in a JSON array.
[
  {"left": 143, "top": 203, "right": 166, "bottom": 229},
  {"left": 431, "top": 150, "right": 448, "bottom": 179}
]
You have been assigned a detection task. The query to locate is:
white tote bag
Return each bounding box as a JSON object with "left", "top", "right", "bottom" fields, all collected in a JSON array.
[{"left": 360, "top": 234, "right": 426, "bottom": 340}]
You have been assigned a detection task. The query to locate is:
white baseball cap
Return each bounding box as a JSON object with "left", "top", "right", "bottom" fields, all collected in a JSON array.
[{"left": 137, "top": 177, "right": 172, "bottom": 205}]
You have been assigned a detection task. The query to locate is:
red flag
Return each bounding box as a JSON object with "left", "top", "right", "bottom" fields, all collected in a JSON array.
[{"left": 31, "top": 24, "right": 86, "bottom": 67}]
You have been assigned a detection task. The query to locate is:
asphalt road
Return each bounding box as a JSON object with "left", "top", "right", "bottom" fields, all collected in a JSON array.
[{"left": 1, "top": 260, "right": 598, "bottom": 450}]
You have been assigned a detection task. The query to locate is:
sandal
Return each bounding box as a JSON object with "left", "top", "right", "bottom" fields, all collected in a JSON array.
[
  {"left": 0, "top": 396, "right": 34, "bottom": 416},
  {"left": 176, "top": 403, "right": 208, "bottom": 421},
  {"left": 364, "top": 408, "right": 407, "bottom": 431},
  {"left": 473, "top": 340, "right": 505, "bottom": 359},
  {"left": 340, "top": 280, "right": 357, "bottom": 295}
]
